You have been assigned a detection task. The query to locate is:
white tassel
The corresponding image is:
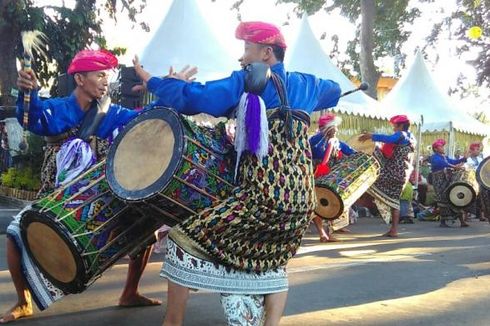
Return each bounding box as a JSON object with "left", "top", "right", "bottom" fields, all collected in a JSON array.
[{"left": 233, "top": 93, "right": 270, "bottom": 181}]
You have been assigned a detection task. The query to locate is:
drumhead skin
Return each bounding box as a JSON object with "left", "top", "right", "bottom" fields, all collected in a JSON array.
[
  {"left": 446, "top": 182, "right": 476, "bottom": 209},
  {"left": 107, "top": 108, "right": 184, "bottom": 201},
  {"left": 20, "top": 210, "right": 87, "bottom": 293},
  {"left": 346, "top": 134, "right": 375, "bottom": 154},
  {"left": 476, "top": 156, "right": 490, "bottom": 190},
  {"left": 314, "top": 186, "right": 344, "bottom": 219}
]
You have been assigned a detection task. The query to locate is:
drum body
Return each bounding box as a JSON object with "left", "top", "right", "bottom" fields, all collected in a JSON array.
[
  {"left": 446, "top": 168, "right": 479, "bottom": 210},
  {"left": 476, "top": 156, "right": 490, "bottom": 191},
  {"left": 315, "top": 152, "right": 380, "bottom": 219},
  {"left": 20, "top": 161, "right": 162, "bottom": 294},
  {"left": 106, "top": 108, "right": 236, "bottom": 225}
]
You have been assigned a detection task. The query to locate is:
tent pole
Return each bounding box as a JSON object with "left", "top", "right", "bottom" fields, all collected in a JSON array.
[
  {"left": 413, "top": 115, "right": 423, "bottom": 203},
  {"left": 448, "top": 121, "right": 454, "bottom": 157}
]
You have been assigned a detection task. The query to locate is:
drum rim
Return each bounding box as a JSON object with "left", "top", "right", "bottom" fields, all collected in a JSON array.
[
  {"left": 476, "top": 156, "right": 490, "bottom": 191},
  {"left": 106, "top": 107, "right": 185, "bottom": 202},
  {"left": 445, "top": 181, "right": 476, "bottom": 209},
  {"left": 314, "top": 185, "right": 344, "bottom": 220},
  {"left": 20, "top": 209, "right": 88, "bottom": 294}
]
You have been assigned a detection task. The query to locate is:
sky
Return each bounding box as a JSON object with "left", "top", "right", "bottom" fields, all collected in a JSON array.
[{"left": 35, "top": 0, "right": 487, "bottom": 113}]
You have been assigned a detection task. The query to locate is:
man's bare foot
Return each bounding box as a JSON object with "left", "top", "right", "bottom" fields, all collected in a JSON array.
[
  {"left": 461, "top": 222, "right": 470, "bottom": 227},
  {"left": 336, "top": 228, "right": 351, "bottom": 233},
  {"left": 0, "top": 303, "right": 33, "bottom": 324},
  {"left": 118, "top": 293, "right": 162, "bottom": 307},
  {"left": 382, "top": 231, "right": 398, "bottom": 238}
]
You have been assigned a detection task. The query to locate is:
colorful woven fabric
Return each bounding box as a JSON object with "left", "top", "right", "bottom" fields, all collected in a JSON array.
[{"left": 169, "top": 117, "right": 315, "bottom": 273}]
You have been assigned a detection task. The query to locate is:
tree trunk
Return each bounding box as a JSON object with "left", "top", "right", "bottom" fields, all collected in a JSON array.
[
  {"left": 359, "top": 0, "right": 380, "bottom": 99},
  {"left": 0, "top": 0, "right": 19, "bottom": 106}
]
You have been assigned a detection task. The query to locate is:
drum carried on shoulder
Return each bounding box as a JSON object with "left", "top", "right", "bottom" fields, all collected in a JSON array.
[
  {"left": 105, "top": 108, "right": 236, "bottom": 225},
  {"left": 315, "top": 152, "right": 380, "bottom": 219},
  {"left": 19, "top": 107, "right": 236, "bottom": 293},
  {"left": 476, "top": 156, "right": 490, "bottom": 191}
]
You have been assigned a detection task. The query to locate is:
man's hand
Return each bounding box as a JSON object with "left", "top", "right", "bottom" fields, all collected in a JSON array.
[
  {"left": 167, "top": 65, "right": 198, "bottom": 82},
  {"left": 358, "top": 133, "right": 372, "bottom": 142},
  {"left": 17, "top": 70, "right": 38, "bottom": 92},
  {"left": 132, "top": 55, "right": 151, "bottom": 84}
]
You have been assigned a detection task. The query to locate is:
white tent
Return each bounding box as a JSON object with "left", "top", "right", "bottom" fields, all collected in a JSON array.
[
  {"left": 285, "top": 16, "right": 387, "bottom": 120},
  {"left": 139, "top": 0, "right": 236, "bottom": 82},
  {"left": 381, "top": 51, "right": 488, "bottom": 136}
]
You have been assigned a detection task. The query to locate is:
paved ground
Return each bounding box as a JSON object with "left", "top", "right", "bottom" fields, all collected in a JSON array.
[{"left": 1, "top": 206, "right": 490, "bottom": 325}]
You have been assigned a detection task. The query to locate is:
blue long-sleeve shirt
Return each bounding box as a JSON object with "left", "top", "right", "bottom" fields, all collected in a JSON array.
[
  {"left": 309, "top": 132, "right": 356, "bottom": 161},
  {"left": 147, "top": 62, "right": 341, "bottom": 117},
  {"left": 16, "top": 90, "right": 138, "bottom": 138},
  {"left": 372, "top": 131, "right": 413, "bottom": 145},
  {"left": 429, "top": 153, "right": 467, "bottom": 172}
]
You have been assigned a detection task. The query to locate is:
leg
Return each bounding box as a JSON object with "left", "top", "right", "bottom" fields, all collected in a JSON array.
[
  {"left": 163, "top": 281, "right": 190, "bottom": 326},
  {"left": 459, "top": 213, "right": 469, "bottom": 227},
  {"left": 312, "top": 216, "right": 329, "bottom": 242},
  {"left": 119, "top": 245, "right": 161, "bottom": 307},
  {"left": 264, "top": 291, "right": 288, "bottom": 326},
  {"left": 384, "top": 208, "right": 399, "bottom": 237},
  {"left": 0, "top": 238, "right": 33, "bottom": 323}
]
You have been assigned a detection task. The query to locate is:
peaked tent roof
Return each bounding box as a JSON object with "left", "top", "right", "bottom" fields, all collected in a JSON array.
[
  {"left": 140, "top": 0, "right": 236, "bottom": 82},
  {"left": 381, "top": 51, "right": 488, "bottom": 135},
  {"left": 285, "top": 16, "right": 387, "bottom": 119}
]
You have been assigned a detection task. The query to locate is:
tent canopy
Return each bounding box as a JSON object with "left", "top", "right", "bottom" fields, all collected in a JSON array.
[
  {"left": 285, "top": 17, "right": 388, "bottom": 120},
  {"left": 140, "top": 0, "right": 236, "bottom": 82},
  {"left": 381, "top": 51, "right": 488, "bottom": 136}
]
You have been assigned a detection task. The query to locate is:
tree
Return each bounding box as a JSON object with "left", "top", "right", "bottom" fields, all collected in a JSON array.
[
  {"left": 0, "top": 0, "right": 148, "bottom": 106},
  {"left": 424, "top": 0, "right": 489, "bottom": 91},
  {"left": 275, "top": 0, "right": 424, "bottom": 99}
]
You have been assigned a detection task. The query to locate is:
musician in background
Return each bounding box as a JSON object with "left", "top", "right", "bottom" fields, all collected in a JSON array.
[
  {"left": 309, "top": 112, "right": 356, "bottom": 242},
  {"left": 359, "top": 115, "right": 415, "bottom": 237},
  {"left": 428, "top": 139, "right": 469, "bottom": 227},
  {"left": 1, "top": 50, "right": 159, "bottom": 324},
  {"left": 465, "top": 142, "right": 488, "bottom": 221}
]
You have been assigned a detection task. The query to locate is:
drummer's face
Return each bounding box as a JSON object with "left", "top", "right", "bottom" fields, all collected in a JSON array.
[
  {"left": 239, "top": 42, "right": 269, "bottom": 68},
  {"left": 326, "top": 126, "right": 338, "bottom": 138},
  {"left": 75, "top": 70, "right": 111, "bottom": 99},
  {"left": 393, "top": 123, "right": 403, "bottom": 132},
  {"left": 434, "top": 145, "right": 445, "bottom": 154}
]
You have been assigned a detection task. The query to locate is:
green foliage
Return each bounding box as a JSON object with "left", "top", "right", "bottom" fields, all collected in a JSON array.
[
  {"left": 1, "top": 166, "right": 40, "bottom": 191},
  {"left": 425, "top": 0, "right": 489, "bottom": 89}
]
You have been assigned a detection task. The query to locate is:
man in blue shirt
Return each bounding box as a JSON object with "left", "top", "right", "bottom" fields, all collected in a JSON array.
[
  {"left": 1, "top": 50, "right": 159, "bottom": 324},
  {"left": 429, "top": 138, "right": 469, "bottom": 227},
  {"left": 133, "top": 21, "right": 341, "bottom": 325}
]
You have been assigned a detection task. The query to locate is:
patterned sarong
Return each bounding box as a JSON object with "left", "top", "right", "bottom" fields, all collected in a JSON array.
[
  {"left": 162, "top": 115, "right": 315, "bottom": 293},
  {"left": 431, "top": 169, "right": 459, "bottom": 221},
  {"left": 368, "top": 144, "right": 414, "bottom": 223}
]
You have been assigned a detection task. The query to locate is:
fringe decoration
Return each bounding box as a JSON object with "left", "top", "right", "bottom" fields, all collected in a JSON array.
[{"left": 234, "top": 93, "right": 269, "bottom": 180}]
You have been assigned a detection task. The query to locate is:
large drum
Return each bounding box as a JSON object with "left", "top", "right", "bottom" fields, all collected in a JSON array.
[
  {"left": 106, "top": 108, "right": 236, "bottom": 224},
  {"left": 346, "top": 134, "right": 376, "bottom": 155},
  {"left": 476, "top": 156, "right": 490, "bottom": 191},
  {"left": 315, "top": 152, "right": 380, "bottom": 219},
  {"left": 20, "top": 160, "right": 163, "bottom": 293},
  {"left": 446, "top": 168, "right": 479, "bottom": 210}
]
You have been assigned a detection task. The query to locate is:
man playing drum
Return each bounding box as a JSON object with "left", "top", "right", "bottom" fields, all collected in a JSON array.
[
  {"left": 133, "top": 21, "right": 341, "bottom": 325},
  {"left": 1, "top": 50, "right": 160, "bottom": 324},
  {"left": 309, "top": 112, "right": 356, "bottom": 242},
  {"left": 428, "top": 139, "right": 469, "bottom": 227},
  {"left": 359, "top": 115, "right": 415, "bottom": 237},
  {"left": 464, "top": 142, "right": 487, "bottom": 221}
]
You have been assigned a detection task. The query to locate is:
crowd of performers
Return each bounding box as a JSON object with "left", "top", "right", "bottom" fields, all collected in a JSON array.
[{"left": 1, "top": 20, "right": 489, "bottom": 326}]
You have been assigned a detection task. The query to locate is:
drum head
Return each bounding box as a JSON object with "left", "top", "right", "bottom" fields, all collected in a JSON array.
[
  {"left": 346, "top": 134, "right": 375, "bottom": 154},
  {"left": 446, "top": 182, "right": 476, "bottom": 209},
  {"left": 20, "top": 210, "right": 86, "bottom": 293},
  {"left": 107, "top": 108, "right": 184, "bottom": 201},
  {"left": 476, "top": 156, "right": 490, "bottom": 190},
  {"left": 314, "top": 186, "right": 344, "bottom": 219}
]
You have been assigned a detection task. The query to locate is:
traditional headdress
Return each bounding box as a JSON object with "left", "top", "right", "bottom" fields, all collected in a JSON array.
[
  {"left": 68, "top": 49, "right": 118, "bottom": 75},
  {"left": 389, "top": 114, "right": 410, "bottom": 125},
  {"left": 432, "top": 139, "right": 446, "bottom": 150},
  {"left": 469, "top": 142, "right": 481, "bottom": 151},
  {"left": 235, "top": 21, "right": 287, "bottom": 49},
  {"left": 319, "top": 113, "right": 341, "bottom": 130}
]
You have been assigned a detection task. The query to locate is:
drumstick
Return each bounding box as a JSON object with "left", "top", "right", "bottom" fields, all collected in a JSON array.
[{"left": 18, "top": 31, "right": 48, "bottom": 152}]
